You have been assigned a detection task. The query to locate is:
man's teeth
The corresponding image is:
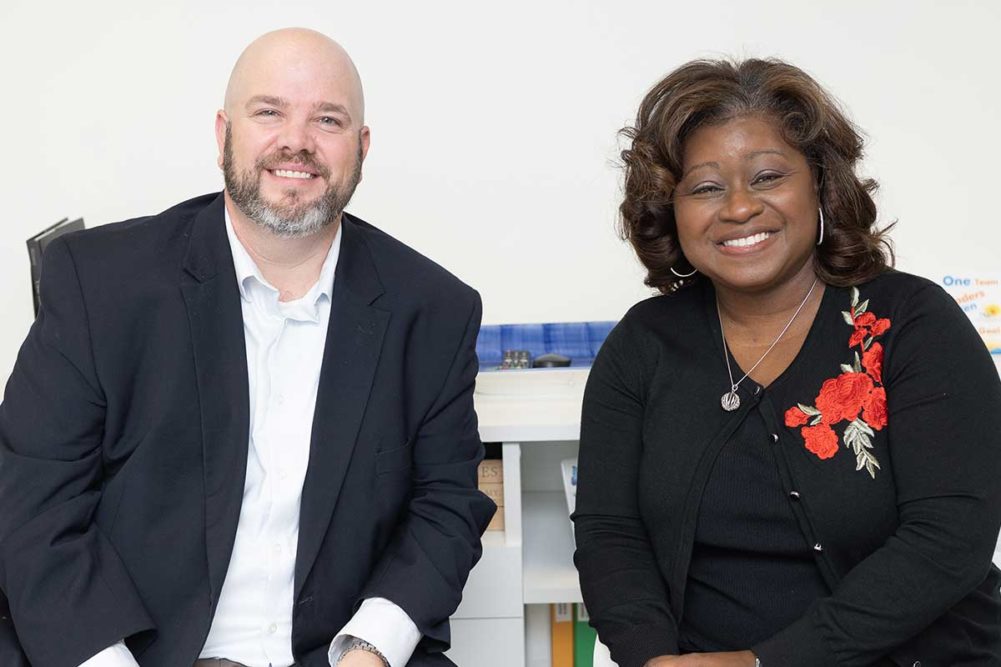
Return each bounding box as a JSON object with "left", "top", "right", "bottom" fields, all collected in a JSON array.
[
  {"left": 273, "top": 169, "right": 314, "bottom": 179},
  {"left": 722, "top": 232, "right": 772, "bottom": 248}
]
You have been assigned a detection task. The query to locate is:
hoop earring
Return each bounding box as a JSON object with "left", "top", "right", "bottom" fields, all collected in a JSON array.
[
  {"left": 670, "top": 265, "right": 698, "bottom": 278},
  {"left": 817, "top": 206, "right": 825, "bottom": 246}
]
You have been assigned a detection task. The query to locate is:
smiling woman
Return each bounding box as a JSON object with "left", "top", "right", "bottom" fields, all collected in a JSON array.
[{"left": 572, "top": 58, "right": 1001, "bottom": 667}]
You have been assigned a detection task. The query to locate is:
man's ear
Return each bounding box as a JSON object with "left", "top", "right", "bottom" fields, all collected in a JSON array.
[{"left": 214, "top": 110, "right": 229, "bottom": 170}]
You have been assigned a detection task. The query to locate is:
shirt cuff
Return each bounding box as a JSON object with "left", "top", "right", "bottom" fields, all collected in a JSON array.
[
  {"left": 77, "top": 641, "right": 141, "bottom": 667},
  {"left": 328, "top": 598, "right": 421, "bottom": 667}
]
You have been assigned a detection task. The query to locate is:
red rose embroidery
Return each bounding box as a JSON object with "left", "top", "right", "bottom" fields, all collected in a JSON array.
[
  {"left": 862, "top": 342, "right": 883, "bottom": 383},
  {"left": 785, "top": 287, "right": 891, "bottom": 477},
  {"left": 815, "top": 372, "right": 874, "bottom": 424},
  {"left": 870, "top": 318, "right": 891, "bottom": 337},
  {"left": 863, "top": 386, "right": 888, "bottom": 430},
  {"left": 785, "top": 406, "right": 809, "bottom": 427},
  {"left": 802, "top": 424, "right": 839, "bottom": 459},
  {"left": 855, "top": 312, "right": 876, "bottom": 327}
]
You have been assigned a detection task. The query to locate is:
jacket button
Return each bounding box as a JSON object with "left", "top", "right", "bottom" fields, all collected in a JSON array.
[
  {"left": 912, "top": 662, "right": 921, "bottom": 667},
  {"left": 789, "top": 491, "right": 800, "bottom": 500},
  {"left": 770, "top": 433, "right": 779, "bottom": 443},
  {"left": 813, "top": 543, "right": 823, "bottom": 552}
]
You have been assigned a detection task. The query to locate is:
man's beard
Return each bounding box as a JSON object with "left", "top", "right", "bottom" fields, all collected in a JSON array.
[{"left": 222, "top": 124, "right": 363, "bottom": 238}]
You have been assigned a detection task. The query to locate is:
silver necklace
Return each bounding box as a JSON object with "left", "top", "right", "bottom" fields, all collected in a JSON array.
[{"left": 717, "top": 278, "right": 819, "bottom": 412}]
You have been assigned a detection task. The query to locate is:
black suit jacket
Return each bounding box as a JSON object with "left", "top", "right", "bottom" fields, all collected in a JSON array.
[{"left": 0, "top": 193, "right": 495, "bottom": 667}]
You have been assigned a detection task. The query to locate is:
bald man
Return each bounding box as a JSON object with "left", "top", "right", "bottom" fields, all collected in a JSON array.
[{"left": 0, "top": 28, "right": 494, "bottom": 667}]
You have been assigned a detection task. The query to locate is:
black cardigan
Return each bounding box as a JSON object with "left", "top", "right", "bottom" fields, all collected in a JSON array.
[{"left": 573, "top": 271, "right": 1001, "bottom": 667}]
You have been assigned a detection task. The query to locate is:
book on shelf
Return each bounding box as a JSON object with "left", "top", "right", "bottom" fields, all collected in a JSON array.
[
  {"left": 561, "top": 457, "right": 578, "bottom": 536},
  {"left": 551, "top": 602, "right": 574, "bottom": 667},
  {"left": 27, "top": 217, "right": 85, "bottom": 316},
  {"left": 477, "top": 458, "right": 504, "bottom": 531},
  {"left": 573, "top": 603, "right": 597, "bottom": 667}
]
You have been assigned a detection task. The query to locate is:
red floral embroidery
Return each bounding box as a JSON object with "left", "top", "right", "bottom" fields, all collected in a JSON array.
[
  {"left": 863, "top": 386, "right": 888, "bottom": 430},
  {"left": 784, "top": 406, "right": 809, "bottom": 427},
  {"left": 815, "top": 372, "right": 874, "bottom": 424},
  {"left": 783, "top": 287, "right": 891, "bottom": 478},
  {"left": 802, "top": 424, "right": 839, "bottom": 459},
  {"left": 862, "top": 342, "right": 884, "bottom": 383}
]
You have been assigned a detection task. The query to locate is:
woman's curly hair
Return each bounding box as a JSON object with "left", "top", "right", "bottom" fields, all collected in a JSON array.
[{"left": 619, "top": 58, "right": 893, "bottom": 293}]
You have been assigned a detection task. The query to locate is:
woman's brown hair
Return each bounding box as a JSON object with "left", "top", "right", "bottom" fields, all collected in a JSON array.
[{"left": 619, "top": 58, "right": 893, "bottom": 293}]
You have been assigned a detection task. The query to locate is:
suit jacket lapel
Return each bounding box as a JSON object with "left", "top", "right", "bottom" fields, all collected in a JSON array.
[
  {"left": 179, "top": 194, "right": 251, "bottom": 609},
  {"left": 295, "top": 215, "right": 390, "bottom": 599}
]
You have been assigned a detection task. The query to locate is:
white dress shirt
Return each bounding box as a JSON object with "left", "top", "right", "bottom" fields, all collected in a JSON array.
[{"left": 79, "top": 211, "right": 420, "bottom": 667}]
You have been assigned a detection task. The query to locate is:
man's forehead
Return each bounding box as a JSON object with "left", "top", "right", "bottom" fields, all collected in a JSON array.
[{"left": 225, "top": 29, "right": 364, "bottom": 118}]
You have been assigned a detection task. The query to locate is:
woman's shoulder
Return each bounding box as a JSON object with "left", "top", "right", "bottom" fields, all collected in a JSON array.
[{"left": 853, "top": 270, "right": 965, "bottom": 322}]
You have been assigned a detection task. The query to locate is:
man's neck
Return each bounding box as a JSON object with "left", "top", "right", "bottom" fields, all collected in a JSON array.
[{"left": 224, "top": 193, "right": 338, "bottom": 302}]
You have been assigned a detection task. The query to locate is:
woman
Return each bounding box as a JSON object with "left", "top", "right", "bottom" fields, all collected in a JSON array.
[{"left": 573, "top": 58, "right": 1001, "bottom": 667}]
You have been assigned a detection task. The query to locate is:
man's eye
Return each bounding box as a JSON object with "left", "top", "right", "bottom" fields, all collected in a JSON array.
[
  {"left": 319, "top": 116, "right": 343, "bottom": 127},
  {"left": 255, "top": 109, "right": 279, "bottom": 118}
]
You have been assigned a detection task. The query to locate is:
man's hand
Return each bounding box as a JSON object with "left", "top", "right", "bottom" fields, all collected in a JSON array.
[
  {"left": 336, "top": 648, "right": 387, "bottom": 667},
  {"left": 645, "top": 651, "right": 757, "bottom": 667}
]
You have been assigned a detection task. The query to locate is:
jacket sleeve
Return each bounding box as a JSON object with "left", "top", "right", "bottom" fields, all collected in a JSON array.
[
  {"left": 754, "top": 283, "right": 1001, "bottom": 666},
  {"left": 359, "top": 292, "right": 495, "bottom": 655},
  {"left": 0, "top": 237, "right": 154, "bottom": 667},
  {"left": 573, "top": 321, "right": 680, "bottom": 667}
]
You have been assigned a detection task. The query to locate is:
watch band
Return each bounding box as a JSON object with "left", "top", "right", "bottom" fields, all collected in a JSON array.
[{"left": 337, "top": 637, "right": 390, "bottom": 667}]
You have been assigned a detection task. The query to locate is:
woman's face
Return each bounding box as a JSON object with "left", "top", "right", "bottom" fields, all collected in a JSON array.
[{"left": 672, "top": 115, "right": 819, "bottom": 295}]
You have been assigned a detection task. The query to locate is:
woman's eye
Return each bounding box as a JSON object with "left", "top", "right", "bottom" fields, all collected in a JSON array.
[
  {"left": 753, "top": 172, "right": 784, "bottom": 186},
  {"left": 691, "top": 183, "right": 723, "bottom": 196}
]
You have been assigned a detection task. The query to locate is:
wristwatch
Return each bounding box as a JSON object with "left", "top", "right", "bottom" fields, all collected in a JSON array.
[{"left": 337, "top": 637, "right": 389, "bottom": 667}]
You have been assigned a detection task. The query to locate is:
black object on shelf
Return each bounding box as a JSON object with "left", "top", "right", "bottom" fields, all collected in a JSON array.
[
  {"left": 532, "top": 353, "right": 572, "bottom": 368},
  {"left": 27, "top": 217, "right": 85, "bottom": 316}
]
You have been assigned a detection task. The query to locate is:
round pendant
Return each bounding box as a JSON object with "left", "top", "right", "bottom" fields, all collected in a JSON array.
[{"left": 721, "top": 391, "right": 740, "bottom": 412}]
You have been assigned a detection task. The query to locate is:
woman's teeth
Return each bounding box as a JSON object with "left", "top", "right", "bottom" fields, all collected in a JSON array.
[{"left": 722, "top": 232, "right": 772, "bottom": 248}]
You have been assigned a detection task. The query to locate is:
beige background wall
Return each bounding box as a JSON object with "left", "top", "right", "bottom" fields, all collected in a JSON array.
[{"left": 1, "top": 0, "right": 999, "bottom": 381}]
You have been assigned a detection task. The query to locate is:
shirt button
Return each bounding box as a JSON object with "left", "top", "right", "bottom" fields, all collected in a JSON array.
[
  {"left": 274, "top": 543, "right": 282, "bottom": 555},
  {"left": 789, "top": 491, "right": 801, "bottom": 500},
  {"left": 267, "top": 623, "right": 277, "bottom": 634},
  {"left": 770, "top": 433, "right": 779, "bottom": 443},
  {"left": 813, "top": 543, "right": 824, "bottom": 552}
]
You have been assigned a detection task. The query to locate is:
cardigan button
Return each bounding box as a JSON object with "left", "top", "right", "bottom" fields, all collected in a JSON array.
[
  {"left": 789, "top": 491, "right": 800, "bottom": 500},
  {"left": 813, "top": 543, "right": 823, "bottom": 552}
]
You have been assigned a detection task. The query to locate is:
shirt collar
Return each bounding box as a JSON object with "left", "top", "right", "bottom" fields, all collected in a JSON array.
[{"left": 224, "top": 206, "right": 342, "bottom": 322}]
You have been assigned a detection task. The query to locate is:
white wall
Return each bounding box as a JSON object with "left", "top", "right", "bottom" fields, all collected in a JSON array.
[{"left": 1, "top": 0, "right": 999, "bottom": 381}]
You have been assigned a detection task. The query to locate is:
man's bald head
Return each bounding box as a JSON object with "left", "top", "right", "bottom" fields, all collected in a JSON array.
[{"left": 224, "top": 28, "right": 365, "bottom": 124}]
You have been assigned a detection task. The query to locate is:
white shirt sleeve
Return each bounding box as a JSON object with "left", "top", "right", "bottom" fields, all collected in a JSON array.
[
  {"left": 77, "top": 641, "right": 141, "bottom": 667},
  {"left": 328, "top": 597, "right": 422, "bottom": 667}
]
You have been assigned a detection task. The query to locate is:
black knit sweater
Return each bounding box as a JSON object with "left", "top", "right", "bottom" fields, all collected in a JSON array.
[{"left": 573, "top": 271, "right": 1001, "bottom": 667}]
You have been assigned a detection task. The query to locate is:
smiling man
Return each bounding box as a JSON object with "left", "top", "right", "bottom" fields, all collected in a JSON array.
[{"left": 0, "top": 28, "right": 494, "bottom": 667}]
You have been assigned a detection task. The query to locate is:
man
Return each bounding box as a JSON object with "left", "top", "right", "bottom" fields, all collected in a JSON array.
[{"left": 0, "top": 28, "right": 494, "bottom": 667}]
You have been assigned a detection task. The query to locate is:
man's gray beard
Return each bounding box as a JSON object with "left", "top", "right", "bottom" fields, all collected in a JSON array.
[{"left": 222, "top": 125, "right": 362, "bottom": 238}]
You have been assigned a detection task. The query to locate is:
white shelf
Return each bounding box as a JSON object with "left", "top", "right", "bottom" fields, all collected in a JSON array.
[
  {"left": 476, "top": 395, "right": 583, "bottom": 443},
  {"left": 522, "top": 491, "right": 582, "bottom": 604},
  {"left": 475, "top": 369, "right": 587, "bottom": 443}
]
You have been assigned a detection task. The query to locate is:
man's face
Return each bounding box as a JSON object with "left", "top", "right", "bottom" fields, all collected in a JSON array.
[{"left": 217, "top": 51, "right": 369, "bottom": 238}]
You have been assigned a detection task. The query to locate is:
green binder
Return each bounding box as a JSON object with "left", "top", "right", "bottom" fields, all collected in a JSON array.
[{"left": 573, "top": 602, "right": 597, "bottom": 667}]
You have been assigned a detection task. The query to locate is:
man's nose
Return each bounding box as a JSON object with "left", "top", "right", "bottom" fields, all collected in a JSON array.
[{"left": 276, "top": 118, "right": 315, "bottom": 156}]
